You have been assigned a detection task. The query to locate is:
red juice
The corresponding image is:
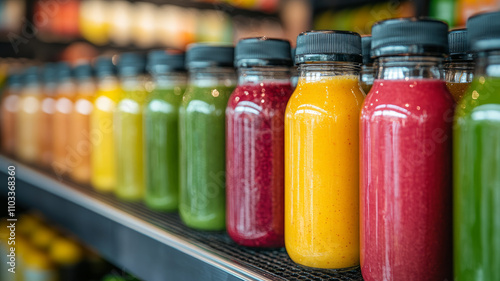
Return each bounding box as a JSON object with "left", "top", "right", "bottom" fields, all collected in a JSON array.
[
  {"left": 360, "top": 79, "right": 454, "bottom": 280},
  {"left": 226, "top": 81, "right": 292, "bottom": 247}
]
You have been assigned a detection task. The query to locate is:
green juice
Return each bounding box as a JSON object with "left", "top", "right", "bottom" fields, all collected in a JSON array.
[
  {"left": 179, "top": 85, "right": 234, "bottom": 230},
  {"left": 453, "top": 76, "right": 500, "bottom": 281},
  {"left": 144, "top": 85, "right": 185, "bottom": 211}
]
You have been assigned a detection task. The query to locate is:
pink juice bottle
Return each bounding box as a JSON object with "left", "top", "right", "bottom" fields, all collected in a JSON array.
[
  {"left": 360, "top": 18, "right": 454, "bottom": 281},
  {"left": 226, "top": 37, "right": 293, "bottom": 247}
]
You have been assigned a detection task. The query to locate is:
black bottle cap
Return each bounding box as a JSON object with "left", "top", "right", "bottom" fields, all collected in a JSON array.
[
  {"left": 95, "top": 56, "right": 116, "bottom": 77},
  {"left": 56, "top": 62, "right": 73, "bottom": 82},
  {"left": 147, "top": 50, "right": 185, "bottom": 74},
  {"left": 448, "top": 29, "right": 472, "bottom": 61},
  {"left": 467, "top": 11, "right": 500, "bottom": 52},
  {"left": 234, "top": 37, "right": 292, "bottom": 67},
  {"left": 295, "top": 30, "right": 362, "bottom": 64},
  {"left": 74, "top": 62, "right": 94, "bottom": 81},
  {"left": 24, "top": 66, "right": 40, "bottom": 84},
  {"left": 117, "top": 52, "right": 147, "bottom": 76},
  {"left": 362, "top": 35, "right": 374, "bottom": 65},
  {"left": 42, "top": 63, "right": 58, "bottom": 84},
  {"left": 186, "top": 43, "right": 234, "bottom": 69},
  {"left": 371, "top": 18, "right": 449, "bottom": 57}
]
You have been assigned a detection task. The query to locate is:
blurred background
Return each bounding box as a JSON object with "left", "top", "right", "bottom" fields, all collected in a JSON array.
[{"left": 0, "top": 0, "right": 498, "bottom": 65}]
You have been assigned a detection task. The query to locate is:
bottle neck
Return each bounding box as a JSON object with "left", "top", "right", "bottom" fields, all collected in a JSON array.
[
  {"left": 120, "top": 74, "right": 149, "bottom": 92},
  {"left": 152, "top": 72, "right": 187, "bottom": 88},
  {"left": 376, "top": 56, "right": 444, "bottom": 80},
  {"left": 443, "top": 60, "right": 474, "bottom": 83},
  {"left": 188, "top": 67, "right": 236, "bottom": 88},
  {"left": 237, "top": 66, "right": 291, "bottom": 85},
  {"left": 298, "top": 62, "right": 361, "bottom": 82},
  {"left": 474, "top": 51, "right": 500, "bottom": 78},
  {"left": 97, "top": 75, "right": 120, "bottom": 92}
]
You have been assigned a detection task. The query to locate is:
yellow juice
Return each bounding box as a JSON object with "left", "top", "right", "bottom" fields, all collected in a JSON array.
[
  {"left": 90, "top": 77, "right": 120, "bottom": 192},
  {"left": 17, "top": 85, "right": 42, "bottom": 163},
  {"left": 285, "top": 74, "right": 363, "bottom": 269}
]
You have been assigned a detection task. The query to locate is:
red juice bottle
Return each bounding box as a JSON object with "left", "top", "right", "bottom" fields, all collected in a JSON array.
[
  {"left": 226, "top": 38, "right": 293, "bottom": 247},
  {"left": 360, "top": 18, "right": 454, "bottom": 281}
]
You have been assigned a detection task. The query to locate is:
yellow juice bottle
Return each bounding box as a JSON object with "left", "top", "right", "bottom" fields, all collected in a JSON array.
[
  {"left": 114, "top": 53, "right": 148, "bottom": 201},
  {"left": 285, "top": 31, "right": 364, "bottom": 270},
  {"left": 90, "top": 57, "right": 120, "bottom": 192}
]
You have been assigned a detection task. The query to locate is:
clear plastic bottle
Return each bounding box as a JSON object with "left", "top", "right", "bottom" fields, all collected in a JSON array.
[
  {"left": 144, "top": 50, "right": 187, "bottom": 211},
  {"left": 179, "top": 44, "right": 236, "bottom": 230},
  {"left": 285, "top": 31, "right": 364, "bottom": 269},
  {"left": 114, "top": 53, "right": 149, "bottom": 201},
  {"left": 454, "top": 12, "right": 500, "bottom": 281},
  {"left": 70, "top": 62, "right": 96, "bottom": 184},
  {"left": 444, "top": 28, "right": 474, "bottom": 102},
  {"left": 17, "top": 67, "right": 42, "bottom": 163},
  {"left": 1, "top": 73, "right": 22, "bottom": 156},
  {"left": 226, "top": 38, "right": 293, "bottom": 247},
  {"left": 360, "top": 19, "right": 453, "bottom": 281},
  {"left": 90, "top": 57, "right": 120, "bottom": 192}
]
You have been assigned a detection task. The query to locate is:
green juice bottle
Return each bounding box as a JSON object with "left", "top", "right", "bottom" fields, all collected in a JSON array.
[
  {"left": 143, "top": 50, "right": 187, "bottom": 212},
  {"left": 179, "top": 44, "right": 236, "bottom": 230},
  {"left": 454, "top": 12, "right": 500, "bottom": 281},
  {"left": 114, "top": 53, "right": 149, "bottom": 201}
]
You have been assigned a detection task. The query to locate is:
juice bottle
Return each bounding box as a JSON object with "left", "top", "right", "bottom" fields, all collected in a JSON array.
[
  {"left": 52, "top": 62, "right": 77, "bottom": 178},
  {"left": 360, "top": 35, "right": 375, "bottom": 94},
  {"left": 90, "top": 57, "right": 119, "bottom": 192},
  {"left": 285, "top": 31, "right": 364, "bottom": 269},
  {"left": 39, "top": 64, "right": 58, "bottom": 168},
  {"left": 1, "top": 73, "right": 22, "bottom": 156},
  {"left": 70, "top": 62, "right": 96, "bottom": 184},
  {"left": 179, "top": 44, "right": 236, "bottom": 230},
  {"left": 454, "top": 12, "right": 500, "bottom": 281},
  {"left": 115, "top": 53, "right": 148, "bottom": 201},
  {"left": 360, "top": 19, "right": 454, "bottom": 281},
  {"left": 144, "top": 50, "right": 187, "bottom": 211},
  {"left": 445, "top": 29, "right": 474, "bottom": 102},
  {"left": 17, "top": 67, "right": 42, "bottom": 163},
  {"left": 226, "top": 38, "right": 293, "bottom": 247}
]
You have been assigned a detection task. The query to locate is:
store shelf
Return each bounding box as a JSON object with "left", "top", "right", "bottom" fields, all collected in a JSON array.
[{"left": 0, "top": 155, "right": 363, "bottom": 281}]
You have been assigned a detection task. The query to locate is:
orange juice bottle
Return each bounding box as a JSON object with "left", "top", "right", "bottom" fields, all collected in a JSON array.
[
  {"left": 90, "top": 57, "right": 120, "bottom": 192},
  {"left": 285, "top": 31, "right": 364, "bottom": 269},
  {"left": 70, "top": 62, "right": 96, "bottom": 184},
  {"left": 52, "top": 62, "right": 77, "bottom": 178},
  {"left": 1, "top": 73, "right": 22, "bottom": 156},
  {"left": 17, "top": 67, "right": 42, "bottom": 163},
  {"left": 39, "top": 64, "right": 58, "bottom": 167}
]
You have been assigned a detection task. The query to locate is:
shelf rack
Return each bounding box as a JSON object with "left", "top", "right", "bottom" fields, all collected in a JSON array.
[{"left": 0, "top": 155, "right": 363, "bottom": 281}]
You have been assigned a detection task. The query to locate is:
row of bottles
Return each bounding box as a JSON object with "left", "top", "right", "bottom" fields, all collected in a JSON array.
[
  {"left": 0, "top": 211, "right": 138, "bottom": 281},
  {"left": 1, "top": 11, "right": 498, "bottom": 280}
]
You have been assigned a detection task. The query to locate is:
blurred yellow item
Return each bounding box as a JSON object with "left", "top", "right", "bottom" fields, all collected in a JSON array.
[
  {"left": 230, "top": 0, "right": 257, "bottom": 9},
  {"left": 131, "top": 2, "right": 158, "bottom": 48},
  {"left": 49, "top": 237, "right": 83, "bottom": 266},
  {"left": 23, "top": 249, "right": 57, "bottom": 281},
  {"left": 31, "top": 226, "right": 58, "bottom": 251},
  {"left": 79, "top": 0, "right": 110, "bottom": 45},
  {"left": 352, "top": 5, "right": 373, "bottom": 34},
  {"left": 197, "top": 11, "right": 233, "bottom": 43},
  {"left": 109, "top": 1, "right": 132, "bottom": 45}
]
